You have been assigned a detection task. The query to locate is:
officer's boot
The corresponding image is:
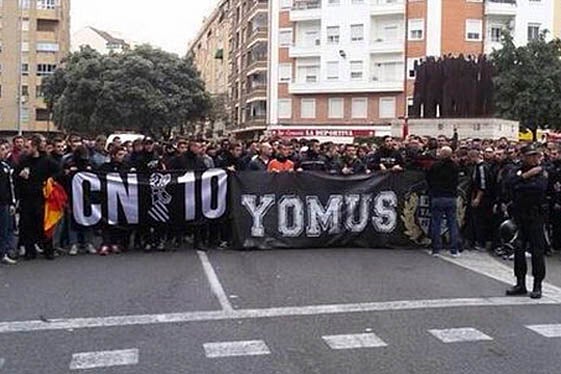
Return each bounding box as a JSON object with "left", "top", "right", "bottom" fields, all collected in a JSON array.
[
  {"left": 506, "top": 278, "right": 528, "bottom": 296},
  {"left": 530, "top": 281, "right": 542, "bottom": 299}
]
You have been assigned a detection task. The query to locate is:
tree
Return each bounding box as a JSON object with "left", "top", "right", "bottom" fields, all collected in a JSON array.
[
  {"left": 42, "top": 45, "right": 211, "bottom": 136},
  {"left": 492, "top": 32, "right": 561, "bottom": 137}
]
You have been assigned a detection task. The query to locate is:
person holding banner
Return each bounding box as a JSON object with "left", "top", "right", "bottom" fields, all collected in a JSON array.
[{"left": 426, "top": 146, "right": 460, "bottom": 257}]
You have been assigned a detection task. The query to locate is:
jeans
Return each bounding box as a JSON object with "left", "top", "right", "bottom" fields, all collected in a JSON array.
[
  {"left": 0, "top": 205, "right": 13, "bottom": 257},
  {"left": 68, "top": 225, "right": 93, "bottom": 246},
  {"left": 430, "top": 197, "right": 460, "bottom": 254}
]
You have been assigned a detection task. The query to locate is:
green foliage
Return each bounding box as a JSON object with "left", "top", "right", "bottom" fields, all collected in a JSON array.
[
  {"left": 42, "top": 45, "right": 211, "bottom": 136},
  {"left": 492, "top": 31, "right": 561, "bottom": 133}
]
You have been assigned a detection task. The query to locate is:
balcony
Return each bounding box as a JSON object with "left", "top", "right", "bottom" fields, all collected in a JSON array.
[
  {"left": 290, "top": 0, "right": 321, "bottom": 22},
  {"left": 370, "top": 0, "right": 405, "bottom": 16},
  {"left": 289, "top": 41, "right": 321, "bottom": 58},
  {"left": 246, "top": 59, "right": 268, "bottom": 75},
  {"left": 369, "top": 39, "right": 405, "bottom": 54},
  {"left": 247, "top": 27, "right": 269, "bottom": 48},
  {"left": 289, "top": 80, "right": 402, "bottom": 94},
  {"left": 485, "top": 0, "right": 517, "bottom": 16},
  {"left": 36, "top": 7, "right": 63, "bottom": 20},
  {"left": 247, "top": 0, "right": 268, "bottom": 21}
]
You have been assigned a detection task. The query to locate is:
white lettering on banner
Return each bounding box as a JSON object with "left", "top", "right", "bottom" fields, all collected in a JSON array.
[
  {"left": 345, "top": 194, "right": 372, "bottom": 233},
  {"left": 201, "top": 169, "right": 228, "bottom": 219},
  {"left": 241, "top": 194, "right": 276, "bottom": 237},
  {"left": 372, "top": 191, "right": 398, "bottom": 233},
  {"left": 177, "top": 172, "right": 196, "bottom": 221},
  {"left": 73, "top": 172, "right": 102, "bottom": 226},
  {"left": 278, "top": 196, "right": 305, "bottom": 237},
  {"left": 107, "top": 173, "right": 139, "bottom": 225},
  {"left": 306, "top": 195, "right": 343, "bottom": 237},
  {"left": 242, "top": 192, "right": 398, "bottom": 238}
]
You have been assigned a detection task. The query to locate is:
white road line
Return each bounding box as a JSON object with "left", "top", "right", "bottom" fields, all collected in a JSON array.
[
  {"left": 428, "top": 328, "right": 493, "bottom": 343},
  {"left": 526, "top": 324, "right": 561, "bottom": 338},
  {"left": 197, "top": 250, "right": 234, "bottom": 312},
  {"left": 322, "top": 333, "right": 387, "bottom": 350},
  {"left": 438, "top": 251, "right": 561, "bottom": 301},
  {"left": 0, "top": 358, "right": 4, "bottom": 369},
  {"left": 0, "top": 296, "right": 555, "bottom": 334},
  {"left": 204, "top": 340, "right": 271, "bottom": 358},
  {"left": 69, "top": 349, "right": 139, "bottom": 370}
]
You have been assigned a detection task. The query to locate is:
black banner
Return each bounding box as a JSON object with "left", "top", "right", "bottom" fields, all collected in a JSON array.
[
  {"left": 71, "top": 170, "right": 469, "bottom": 249},
  {"left": 71, "top": 169, "right": 228, "bottom": 227},
  {"left": 229, "top": 171, "right": 469, "bottom": 249}
]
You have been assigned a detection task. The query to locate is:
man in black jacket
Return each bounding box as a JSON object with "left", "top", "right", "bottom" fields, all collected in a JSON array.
[
  {"left": 16, "top": 135, "right": 61, "bottom": 260},
  {"left": 426, "top": 146, "right": 460, "bottom": 257},
  {"left": 0, "top": 141, "right": 16, "bottom": 265}
]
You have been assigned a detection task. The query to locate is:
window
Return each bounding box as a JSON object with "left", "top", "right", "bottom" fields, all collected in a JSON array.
[
  {"left": 408, "top": 19, "right": 424, "bottom": 41},
  {"left": 21, "top": 63, "right": 29, "bottom": 75},
  {"left": 329, "top": 98, "right": 344, "bottom": 119},
  {"left": 351, "top": 24, "right": 364, "bottom": 42},
  {"left": 21, "top": 85, "right": 29, "bottom": 97},
  {"left": 465, "top": 19, "right": 482, "bottom": 41},
  {"left": 383, "top": 24, "right": 399, "bottom": 41},
  {"left": 528, "top": 23, "right": 540, "bottom": 41},
  {"left": 379, "top": 97, "right": 396, "bottom": 119},
  {"left": 489, "top": 26, "right": 502, "bottom": 43},
  {"left": 407, "top": 97, "right": 414, "bottom": 116},
  {"left": 36, "top": 108, "right": 50, "bottom": 121},
  {"left": 350, "top": 61, "right": 363, "bottom": 80},
  {"left": 328, "top": 0, "right": 340, "bottom": 5},
  {"left": 352, "top": 98, "right": 368, "bottom": 119},
  {"left": 327, "top": 61, "right": 339, "bottom": 80},
  {"left": 327, "top": 26, "right": 340, "bottom": 44},
  {"left": 407, "top": 58, "right": 420, "bottom": 80},
  {"left": 297, "top": 59, "right": 320, "bottom": 83},
  {"left": 278, "top": 99, "right": 292, "bottom": 119},
  {"left": 36, "top": 85, "right": 44, "bottom": 98},
  {"left": 36, "top": 42, "right": 59, "bottom": 52},
  {"left": 352, "top": 0, "right": 364, "bottom": 3},
  {"left": 281, "top": 0, "right": 293, "bottom": 9},
  {"left": 20, "top": 107, "right": 30, "bottom": 123},
  {"left": 37, "top": 0, "right": 57, "bottom": 9},
  {"left": 279, "top": 63, "right": 292, "bottom": 82},
  {"left": 37, "top": 63, "right": 56, "bottom": 76},
  {"left": 22, "top": 19, "right": 29, "bottom": 31},
  {"left": 300, "top": 98, "right": 316, "bottom": 119},
  {"left": 279, "top": 28, "right": 293, "bottom": 47},
  {"left": 21, "top": 42, "right": 29, "bottom": 52}
]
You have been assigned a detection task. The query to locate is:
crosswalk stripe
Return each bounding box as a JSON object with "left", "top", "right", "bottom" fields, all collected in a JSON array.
[
  {"left": 204, "top": 340, "right": 271, "bottom": 358},
  {"left": 428, "top": 328, "right": 493, "bottom": 343},
  {"left": 526, "top": 324, "right": 561, "bottom": 338},
  {"left": 69, "top": 349, "right": 139, "bottom": 370},
  {"left": 322, "top": 333, "right": 388, "bottom": 350}
]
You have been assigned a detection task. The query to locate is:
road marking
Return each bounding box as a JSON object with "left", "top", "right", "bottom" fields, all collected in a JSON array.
[
  {"left": 428, "top": 328, "right": 493, "bottom": 343},
  {"left": 0, "top": 358, "right": 4, "bottom": 369},
  {"left": 69, "top": 349, "right": 139, "bottom": 370},
  {"left": 0, "top": 296, "right": 555, "bottom": 334},
  {"left": 322, "top": 333, "right": 387, "bottom": 350},
  {"left": 438, "top": 251, "right": 561, "bottom": 301},
  {"left": 526, "top": 324, "right": 561, "bottom": 338},
  {"left": 197, "top": 250, "right": 234, "bottom": 312},
  {"left": 204, "top": 340, "right": 271, "bottom": 358}
]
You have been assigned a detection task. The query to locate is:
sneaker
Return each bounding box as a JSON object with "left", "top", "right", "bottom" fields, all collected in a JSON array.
[
  {"left": 85, "top": 243, "right": 97, "bottom": 254},
  {"left": 218, "top": 241, "right": 229, "bottom": 250},
  {"left": 98, "top": 246, "right": 110, "bottom": 256},
  {"left": 69, "top": 244, "right": 79, "bottom": 256},
  {"left": 144, "top": 244, "right": 152, "bottom": 252},
  {"left": 450, "top": 252, "right": 460, "bottom": 258},
  {"left": 474, "top": 245, "right": 485, "bottom": 252},
  {"left": 431, "top": 251, "right": 440, "bottom": 257},
  {"left": 18, "top": 246, "right": 26, "bottom": 257},
  {"left": 157, "top": 242, "right": 165, "bottom": 252},
  {"left": 111, "top": 245, "right": 121, "bottom": 254},
  {"left": 34, "top": 244, "right": 44, "bottom": 254},
  {"left": 1, "top": 255, "right": 17, "bottom": 265}
]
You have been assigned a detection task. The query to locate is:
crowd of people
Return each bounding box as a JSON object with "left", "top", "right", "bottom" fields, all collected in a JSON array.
[{"left": 0, "top": 132, "right": 558, "bottom": 276}]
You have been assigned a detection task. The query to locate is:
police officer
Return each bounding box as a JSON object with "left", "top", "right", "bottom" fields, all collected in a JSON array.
[{"left": 506, "top": 144, "right": 548, "bottom": 299}]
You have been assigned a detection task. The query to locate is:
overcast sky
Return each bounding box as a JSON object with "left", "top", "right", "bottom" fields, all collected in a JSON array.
[{"left": 71, "top": 0, "right": 220, "bottom": 56}]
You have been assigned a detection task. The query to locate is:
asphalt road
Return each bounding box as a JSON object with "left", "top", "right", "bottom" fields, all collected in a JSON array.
[{"left": 2, "top": 248, "right": 561, "bottom": 373}]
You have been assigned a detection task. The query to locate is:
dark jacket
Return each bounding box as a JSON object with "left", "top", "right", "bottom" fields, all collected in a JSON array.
[
  {"left": 509, "top": 165, "right": 548, "bottom": 218},
  {"left": 248, "top": 156, "right": 269, "bottom": 171},
  {"left": 368, "top": 147, "right": 404, "bottom": 170},
  {"left": 426, "top": 158, "right": 459, "bottom": 198},
  {"left": 0, "top": 160, "right": 15, "bottom": 206},
  {"left": 298, "top": 151, "right": 327, "bottom": 172},
  {"left": 15, "top": 153, "right": 61, "bottom": 200},
  {"left": 168, "top": 151, "right": 207, "bottom": 172}
]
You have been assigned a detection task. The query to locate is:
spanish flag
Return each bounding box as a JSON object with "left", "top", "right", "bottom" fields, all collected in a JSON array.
[{"left": 43, "top": 178, "right": 68, "bottom": 239}]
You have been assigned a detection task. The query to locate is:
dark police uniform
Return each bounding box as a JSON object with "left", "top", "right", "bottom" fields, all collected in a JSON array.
[{"left": 507, "top": 145, "right": 548, "bottom": 299}]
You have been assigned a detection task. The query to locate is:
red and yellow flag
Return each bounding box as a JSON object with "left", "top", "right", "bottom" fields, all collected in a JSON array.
[{"left": 43, "top": 178, "right": 68, "bottom": 239}]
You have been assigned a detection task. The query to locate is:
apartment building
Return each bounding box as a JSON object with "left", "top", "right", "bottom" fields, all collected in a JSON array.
[
  {"left": 269, "top": 0, "right": 554, "bottom": 130},
  {"left": 0, "top": 0, "right": 70, "bottom": 134}
]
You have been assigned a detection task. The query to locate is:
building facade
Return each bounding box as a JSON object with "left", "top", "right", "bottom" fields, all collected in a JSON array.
[
  {"left": 269, "top": 0, "right": 554, "bottom": 130},
  {"left": 72, "top": 27, "right": 132, "bottom": 54},
  {"left": 0, "top": 0, "right": 70, "bottom": 134}
]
